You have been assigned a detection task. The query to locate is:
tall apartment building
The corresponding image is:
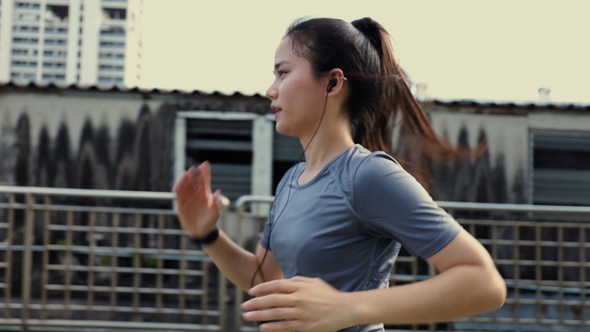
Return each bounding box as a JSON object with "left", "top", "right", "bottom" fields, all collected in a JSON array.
[{"left": 0, "top": 0, "right": 143, "bottom": 87}]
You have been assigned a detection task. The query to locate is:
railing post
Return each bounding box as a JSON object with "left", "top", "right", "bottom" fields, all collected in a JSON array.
[
  {"left": 217, "top": 199, "right": 229, "bottom": 332},
  {"left": 21, "top": 193, "right": 34, "bottom": 332},
  {"left": 235, "top": 201, "right": 246, "bottom": 331}
]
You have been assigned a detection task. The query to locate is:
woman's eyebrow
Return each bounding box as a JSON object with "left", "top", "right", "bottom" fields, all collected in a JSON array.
[{"left": 274, "top": 61, "right": 289, "bottom": 72}]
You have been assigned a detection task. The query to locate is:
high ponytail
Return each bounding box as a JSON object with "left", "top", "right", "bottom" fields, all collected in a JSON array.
[
  {"left": 285, "top": 17, "right": 480, "bottom": 192},
  {"left": 351, "top": 17, "right": 477, "bottom": 191},
  {"left": 351, "top": 18, "right": 384, "bottom": 58}
]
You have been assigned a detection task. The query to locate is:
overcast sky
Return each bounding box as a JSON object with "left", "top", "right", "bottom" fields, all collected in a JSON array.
[{"left": 139, "top": 0, "right": 590, "bottom": 104}]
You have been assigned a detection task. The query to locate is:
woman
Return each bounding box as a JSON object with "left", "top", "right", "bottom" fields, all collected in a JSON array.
[{"left": 174, "top": 17, "right": 506, "bottom": 332}]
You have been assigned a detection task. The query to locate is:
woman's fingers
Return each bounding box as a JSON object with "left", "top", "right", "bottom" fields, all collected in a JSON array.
[
  {"left": 173, "top": 161, "right": 223, "bottom": 238},
  {"left": 198, "top": 161, "right": 212, "bottom": 195},
  {"left": 247, "top": 277, "right": 314, "bottom": 298},
  {"left": 242, "top": 305, "right": 299, "bottom": 324},
  {"left": 248, "top": 279, "right": 301, "bottom": 298},
  {"left": 212, "top": 189, "right": 223, "bottom": 213}
]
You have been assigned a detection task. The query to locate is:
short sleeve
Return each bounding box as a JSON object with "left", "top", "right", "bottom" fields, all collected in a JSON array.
[{"left": 353, "top": 153, "right": 461, "bottom": 259}]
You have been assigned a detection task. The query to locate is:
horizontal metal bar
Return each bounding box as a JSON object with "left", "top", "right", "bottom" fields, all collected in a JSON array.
[
  {"left": 235, "top": 195, "right": 275, "bottom": 206},
  {"left": 0, "top": 202, "right": 177, "bottom": 215},
  {"left": 44, "top": 284, "right": 206, "bottom": 296},
  {"left": 0, "top": 245, "right": 211, "bottom": 260},
  {"left": 30, "top": 304, "right": 219, "bottom": 316},
  {"left": 505, "top": 281, "right": 590, "bottom": 295},
  {"left": 482, "top": 240, "right": 590, "bottom": 247},
  {"left": 457, "top": 317, "right": 590, "bottom": 325},
  {"left": 0, "top": 186, "right": 175, "bottom": 200},
  {"left": 437, "top": 200, "right": 590, "bottom": 214},
  {"left": 235, "top": 194, "right": 590, "bottom": 214},
  {"left": 0, "top": 186, "right": 230, "bottom": 206},
  {"left": 2, "top": 186, "right": 589, "bottom": 214},
  {"left": 0, "top": 319, "right": 223, "bottom": 331},
  {"left": 46, "top": 244, "right": 208, "bottom": 257},
  {"left": 47, "top": 225, "right": 183, "bottom": 235},
  {"left": 46, "top": 264, "right": 207, "bottom": 276},
  {"left": 0, "top": 302, "right": 221, "bottom": 314},
  {"left": 493, "top": 259, "right": 590, "bottom": 267}
]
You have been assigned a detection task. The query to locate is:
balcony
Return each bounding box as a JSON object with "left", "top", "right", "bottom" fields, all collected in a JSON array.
[
  {"left": 12, "top": 38, "right": 39, "bottom": 46},
  {"left": 11, "top": 53, "right": 38, "bottom": 62}
]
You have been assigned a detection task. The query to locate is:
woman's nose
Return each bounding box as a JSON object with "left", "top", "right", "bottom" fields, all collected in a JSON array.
[{"left": 266, "top": 83, "right": 277, "bottom": 100}]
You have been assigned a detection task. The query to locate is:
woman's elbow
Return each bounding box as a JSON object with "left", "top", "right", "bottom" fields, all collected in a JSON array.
[{"left": 483, "top": 268, "right": 507, "bottom": 311}]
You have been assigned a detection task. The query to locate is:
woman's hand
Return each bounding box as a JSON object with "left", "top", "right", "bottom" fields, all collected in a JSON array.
[
  {"left": 173, "top": 161, "right": 222, "bottom": 238},
  {"left": 241, "top": 276, "right": 355, "bottom": 332}
]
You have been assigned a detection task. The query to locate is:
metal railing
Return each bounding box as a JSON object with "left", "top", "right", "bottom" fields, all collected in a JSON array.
[
  {"left": 233, "top": 195, "right": 590, "bottom": 332},
  {"left": 1, "top": 186, "right": 589, "bottom": 331},
  {"left": 0, "top": 185, "right": 231, "bottom": 331}
]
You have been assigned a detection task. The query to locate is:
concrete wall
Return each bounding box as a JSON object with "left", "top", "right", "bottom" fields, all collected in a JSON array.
[
  {"left": 427, "top": 106, "right": 529, "bottom": 204},
  {"left": 424, "top": 102, "right": 590, "bottom": 205},
  {"left": 0, "top": 86, "right": 268, "bottom": 193}
]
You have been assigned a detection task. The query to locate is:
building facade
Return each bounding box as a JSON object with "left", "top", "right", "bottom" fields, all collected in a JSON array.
[
  {"left": 1, "top": 82, "right": 589, "bottom": 207},
  {"left": 0, "top": 0, "right": 142, "bottom": 86}
]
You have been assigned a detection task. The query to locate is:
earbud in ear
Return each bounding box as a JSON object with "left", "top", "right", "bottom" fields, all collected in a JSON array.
[{"left": 327, "top": 80, "right": 337, "bottom": 92}]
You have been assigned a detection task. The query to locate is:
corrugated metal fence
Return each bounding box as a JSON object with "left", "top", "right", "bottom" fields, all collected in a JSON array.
[{"left": 0, "top": 186, "right": 589, "bottom": 331}]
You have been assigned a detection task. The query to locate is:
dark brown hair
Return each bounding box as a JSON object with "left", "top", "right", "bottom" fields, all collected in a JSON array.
[{"left": 285, "top": 17, "right": 477, "bottom": 191}]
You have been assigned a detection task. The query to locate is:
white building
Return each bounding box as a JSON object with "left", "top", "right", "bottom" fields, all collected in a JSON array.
[{"left": 0, "top": 0, "right": 143, "bottom": 87}]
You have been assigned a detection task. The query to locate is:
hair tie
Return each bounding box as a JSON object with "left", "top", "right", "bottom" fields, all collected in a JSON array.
[{"left": 351, "top": 17, "right": 383, "bottom": 58}]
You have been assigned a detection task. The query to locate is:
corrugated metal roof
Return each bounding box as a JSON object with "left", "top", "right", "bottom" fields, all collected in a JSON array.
[
  {"left": 0, "top": 81, "right": 265, "bottom": 98},
  {"left": 1, "top": 81, "right": 588, "bottom": 111},
  {"left": 431, "top": 98, "right": 590, "bottom": 111}
]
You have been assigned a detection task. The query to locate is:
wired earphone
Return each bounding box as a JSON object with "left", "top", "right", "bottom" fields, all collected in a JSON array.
[
  {"left": 250, "top": 78, "right": 343, "bottom": 329},
  {"left": 327, "top": 79, "right": 337, "bottom": 93}
]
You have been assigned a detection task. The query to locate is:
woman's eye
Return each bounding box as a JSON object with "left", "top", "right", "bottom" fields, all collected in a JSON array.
[{"left": 277, "top": 70, "right": 287, "bottom": 78}]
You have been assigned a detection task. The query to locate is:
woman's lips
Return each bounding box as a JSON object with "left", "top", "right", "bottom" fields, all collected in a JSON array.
[{"left": 271, "top": 105, "right": 282, "bottom": 119}]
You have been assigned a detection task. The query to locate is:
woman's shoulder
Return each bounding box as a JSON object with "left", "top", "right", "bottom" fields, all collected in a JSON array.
[
  {"left": 336, "top": 144, "right": 401, "bottom": 176},
  {"left": 332, "top": 145, "right": 405, "bottom": 199}
]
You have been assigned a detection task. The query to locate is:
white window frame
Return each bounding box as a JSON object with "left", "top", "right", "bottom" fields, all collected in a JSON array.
[{"left": 174, "top": 111, "right": 275, "bottom": 201}]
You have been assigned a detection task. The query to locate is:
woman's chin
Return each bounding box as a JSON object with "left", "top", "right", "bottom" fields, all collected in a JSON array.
[{"left": 274, "top": 124, "right": 297, "bottom": 138}]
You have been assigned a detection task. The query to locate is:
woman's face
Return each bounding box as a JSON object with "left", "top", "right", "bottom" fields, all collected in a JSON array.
[{"left": 266, "top": 37, "right": 328, "bottom": 139}]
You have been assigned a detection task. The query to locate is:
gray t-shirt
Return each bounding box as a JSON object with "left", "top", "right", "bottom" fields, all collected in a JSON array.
[{"left": 260, "top": 144, "right": 461, "bottom": 332}]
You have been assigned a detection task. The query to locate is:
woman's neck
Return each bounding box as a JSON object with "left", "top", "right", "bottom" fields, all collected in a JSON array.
[
  {"left": 298, "top": 132, "right": 354, "bottom": 185},
  {"left": 298, "top": 110, "right": 354, "bottom": 179}
]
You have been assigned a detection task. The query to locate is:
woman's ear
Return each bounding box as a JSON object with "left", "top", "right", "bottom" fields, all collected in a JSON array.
[{"left": 327, "top": 68, "right": 347, "bottom": 95}]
